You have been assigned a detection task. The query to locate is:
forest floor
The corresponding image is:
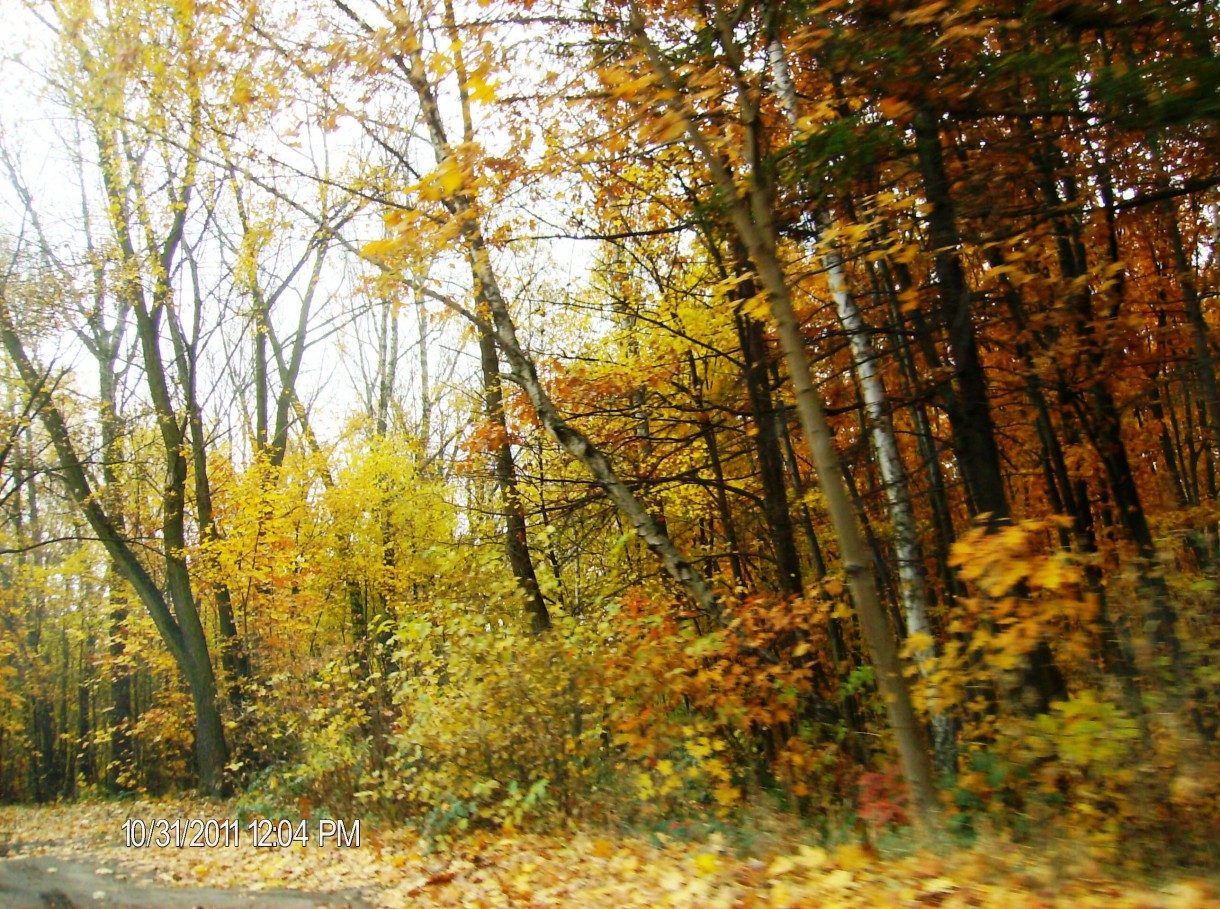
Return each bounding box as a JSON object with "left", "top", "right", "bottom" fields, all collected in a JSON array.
[{"left": 0, "top": 800, "right": 1217, "bottom": 909}]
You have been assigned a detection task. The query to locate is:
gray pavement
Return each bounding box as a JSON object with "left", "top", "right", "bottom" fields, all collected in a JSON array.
[{"left": 0, "top": 849, "right": 369, "bottom": 909}]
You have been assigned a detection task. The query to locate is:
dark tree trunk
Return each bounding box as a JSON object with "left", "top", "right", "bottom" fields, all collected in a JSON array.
[
  {"left": 76, "top": 633, "right": 95, "bottom": 785},
  {"left": 912, "top": 111, "right": 1069, "bottom": 713},
  {"left": 479, "top": 323, "right": 551, "bottom": 632},
  {"left": 107, "top": 597, "right": 133, "bottom": 789},
  {"left": 688, "top": 351, "right": 748, "bottom": 586},
  {"left": 912, "top": 110, "right": 1010, "bottom": 525},
  {"left": 1028, "top": 137, "right": 1184, "bottom": 670},
  {"left": 872, "top": 258, "right": 962, "bottom": 602},
  {"left": 736, "top": 310, "right": 803, "bottom": 596}
]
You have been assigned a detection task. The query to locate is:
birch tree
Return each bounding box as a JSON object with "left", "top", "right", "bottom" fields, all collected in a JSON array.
[
  {"left": 763, "top": 16, "right": 953, "bottom": 776},
  {"left": 615, "top": 0, "right": 936, "bottom": 825}
]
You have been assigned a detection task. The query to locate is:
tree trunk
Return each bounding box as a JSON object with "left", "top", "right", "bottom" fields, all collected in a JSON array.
[
  {"left": 170, "top": 258, "right": 250, "bottom": 710},
  {"left": 97, "top": 352, "right": 135, "bottom": 787},
  {"left": 688, "top": 350, "right": 747, "bottom": 587},
  {"left": 479, "top": 321, "right": 551, "bottom": 632},
  {"left": 872, "top": 258, "right": 962, "bottom": 602},
  {"left": 1027, "top": 138, "right": 1183, "bottom": 670},
  {"left": 76, "top": 630, "right": 95, "bottom": 785},
  {"left": 736, "top": 304, "right": 803, "bottom": 596},
  {"left": 769, "top": 33, "right": 951, "bottom": 771},
  {"left": 628, "top": 6, "right": 935, "bottom": 826},
  {"left": 911, "top": 110, "right": 1071, "bottom": 714},
  {"left": 912, "top": 110, "right": 1011, "bottom": 525}
]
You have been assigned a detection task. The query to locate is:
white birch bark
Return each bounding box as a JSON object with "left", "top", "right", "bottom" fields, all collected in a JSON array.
[
  {"left": 768, "top": 33, "right": 953, "bottom": 773},
  {"left": 625, "top": 3, "right": 935, "bottom": 826}
]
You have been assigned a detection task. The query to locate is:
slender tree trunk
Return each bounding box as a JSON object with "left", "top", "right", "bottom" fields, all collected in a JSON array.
[
  {"left": 1166, "top": 201, "right": 1220, "bottom": 496},
  {"left": 736, "top": 304, "right": 803, "bottom": 596},
  {"left": 872, "top": 259, "right": 962, "bottom": 601},
  {"left": 912, "top": 111, "right": 1010, "bottom": 525},
  {"left": 910, "top": 109, "right": 1071, "bottom": 714},
  {"left": 96, "top": 357, "right": 135, "bottom": 787},
  {"left": 1151, "top": 180, "right": 1219, "bottom": 562},
  {"left": 255, "top": 293, "right": 269, "bottom": 452},
  {"left": 76, "top": 630, "right": 95, "bottom": 785},
  {"left": 106, "top": 593, "right": 132, "bottom": 788},
  {"left": 819, "top": 238, "right": 932, "bottom": 637},
  {"left": 479, "top": 322, "right": 551, "bottom": 632},
  {"left": 175, "top": 257, "right": 249, "bottom": 705},
  {"left": 1028, "top": 139, "right": 1184, "bottom": 670},
  {"left": 688, "top": 350, "right": 747, "bottom": 586},
  {"left": 416, "top": 275, "right": 433, "bottom": 462}
]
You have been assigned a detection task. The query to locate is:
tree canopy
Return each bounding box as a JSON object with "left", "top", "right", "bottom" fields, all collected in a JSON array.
[{"left": 0, "top": 0, "right": 1216, "bottom": 864}]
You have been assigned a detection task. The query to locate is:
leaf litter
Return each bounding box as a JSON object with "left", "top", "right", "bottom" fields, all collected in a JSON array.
[{"left": 0, "top": 800, "right": 1216, "bottom": 908}]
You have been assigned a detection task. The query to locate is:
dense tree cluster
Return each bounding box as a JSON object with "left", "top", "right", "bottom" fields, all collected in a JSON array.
[{"left": 0, "top": 0, "right": 1215, "bottom": 854}]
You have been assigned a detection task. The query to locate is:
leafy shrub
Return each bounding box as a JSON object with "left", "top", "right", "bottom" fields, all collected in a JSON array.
[
  {"left": 384, "top": 595, "right": 614, "bottom": 839},
  {"left": 602, "top": 591, "right": 865, "bottom": 824}
]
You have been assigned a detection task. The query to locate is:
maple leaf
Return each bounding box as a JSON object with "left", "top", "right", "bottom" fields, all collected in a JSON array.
[{"left": 466, "top": 74, "right": 496, "bottom": 104}]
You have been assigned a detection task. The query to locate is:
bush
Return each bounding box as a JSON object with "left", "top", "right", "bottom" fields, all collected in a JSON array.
[{"left": 386, "top": 604, "right": 609, "bottom": 838}]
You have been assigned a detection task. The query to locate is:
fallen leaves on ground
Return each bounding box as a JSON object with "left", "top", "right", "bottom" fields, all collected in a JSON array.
[{"left": 0, "top": 800, "right": 1216, "bottom": 908}]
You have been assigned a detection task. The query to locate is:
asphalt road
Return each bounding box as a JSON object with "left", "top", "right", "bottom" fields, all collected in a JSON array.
[{"left": 0, "top": 849, "right": 369, "bottom": 909}]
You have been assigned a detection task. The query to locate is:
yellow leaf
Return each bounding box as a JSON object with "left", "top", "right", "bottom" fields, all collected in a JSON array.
[
  {"left": 415, "top": 158, "right": 464, "bottom": 202},
  {"left": 794, "top": 845, "right": 828, "bottom": 870},
  {"left": 704, "top": 757, "right": 730, "bottom": 780},
  {"left": 767, "top": 855, "right": 796, "bottom": 877},
  {"left": 693, "top": 852, "right": 719, "bottom": 875},
  {"left": 590, "top": 838, "right": 615, "bottom": 859},
  {"left": 904, "top": 632, "right": 935, "bottom": 656},
  {"left": 361, "top": 238, "right": 402, "bottom": 260},
  {"left": 832, "top": 842, "right": 871, "bottom": 871},
  {"left": 437, "top": 158, "right": 464, "bottom": 194},
  {"left": 824, "top": 868, "right": 855, "bottom": 889},
  {"left": 770, "top": 882, "right": 795, "bottom": 908},
  {"left": 467, "top": 74, "right": 496, "bottom": 104}
]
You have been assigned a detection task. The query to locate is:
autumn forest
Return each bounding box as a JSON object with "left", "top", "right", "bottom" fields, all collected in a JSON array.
[{"left": 0, "top": 0, "right": 1217, "bottom": 869}]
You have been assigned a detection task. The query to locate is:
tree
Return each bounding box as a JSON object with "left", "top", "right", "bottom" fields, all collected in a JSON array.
[
  {"left": 347, "top": 0, "right": 726, "bottom": 623},
  {"left": 0, "top": 0, "right": 245, "bottom": 794},
  {"left": 605, "top": 0, "right": 936, "bottom": 824}
]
